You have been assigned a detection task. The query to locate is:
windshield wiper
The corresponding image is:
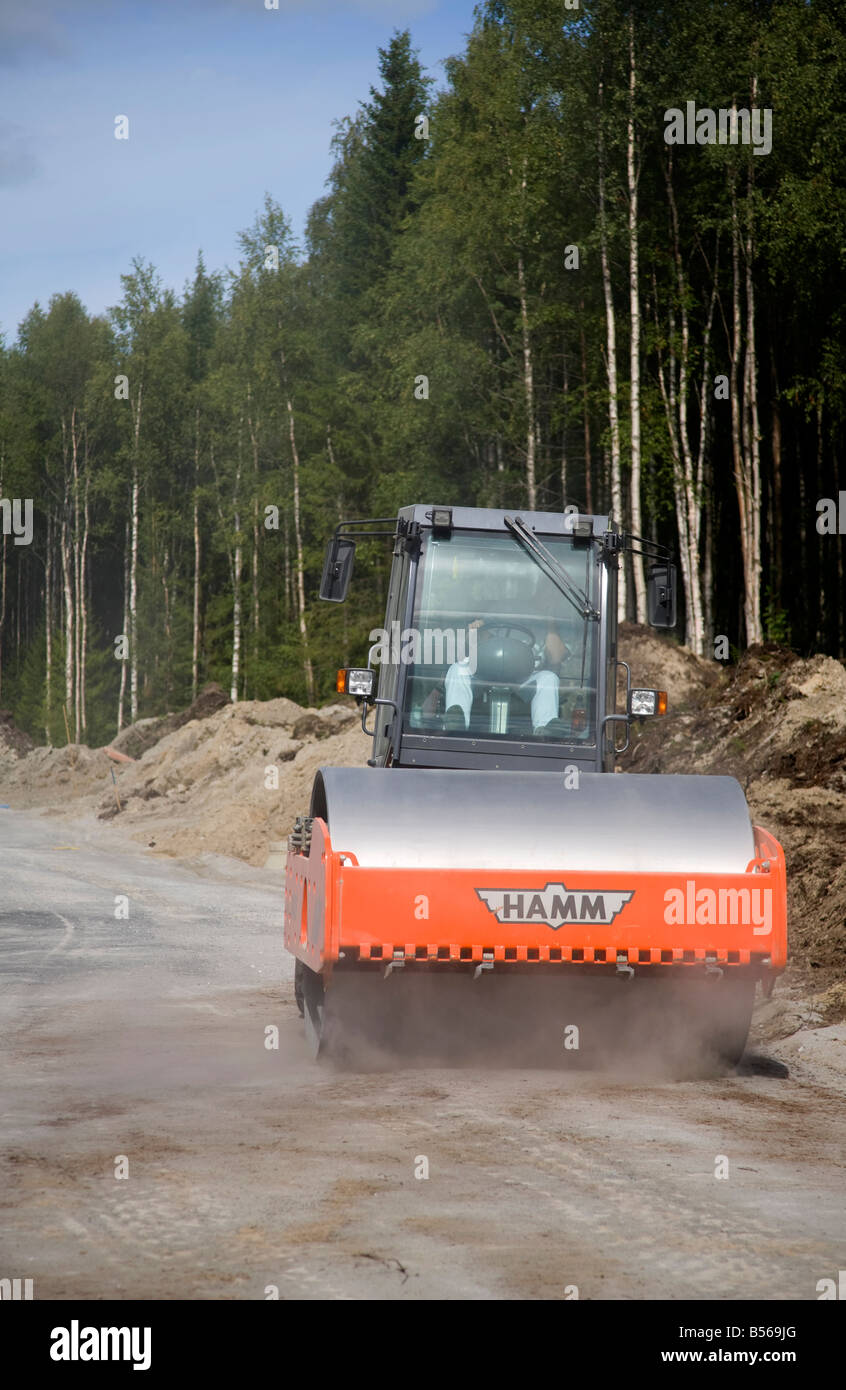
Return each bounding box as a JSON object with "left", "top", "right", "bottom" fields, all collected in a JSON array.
[{"left": 503, "top": 515, "right": 599, "bottom": 622}]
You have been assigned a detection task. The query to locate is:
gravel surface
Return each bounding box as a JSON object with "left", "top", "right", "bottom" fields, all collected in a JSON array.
[{"left": 1, "top": 809, "right": 844, "bottom": 1301}]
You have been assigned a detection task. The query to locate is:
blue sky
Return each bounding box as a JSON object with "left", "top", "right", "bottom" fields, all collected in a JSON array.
[{"left": 0, "top": 0, "right": 479, "bottom": 344}]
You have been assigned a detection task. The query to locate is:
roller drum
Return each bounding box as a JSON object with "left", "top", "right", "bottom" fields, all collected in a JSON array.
[{"left": 313, "top": 767, "right": 756, "bottom": 875}]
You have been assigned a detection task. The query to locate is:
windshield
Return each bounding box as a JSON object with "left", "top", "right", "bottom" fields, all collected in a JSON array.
[{"left": 402, "top": 530, "right": 598, "bottom": 745}]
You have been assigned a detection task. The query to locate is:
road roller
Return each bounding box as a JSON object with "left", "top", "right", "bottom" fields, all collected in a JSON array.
[{"left": 284, "top": 505, "right": 787, "bottom": 1068}]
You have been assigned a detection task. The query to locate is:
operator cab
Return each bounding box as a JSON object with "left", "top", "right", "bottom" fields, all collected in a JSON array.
[
  {"left": 320, "top": 503, "right": 675, "bottom": 776},
  {"left": 403, "top": 526, "right": 598, "bottom": 747}
]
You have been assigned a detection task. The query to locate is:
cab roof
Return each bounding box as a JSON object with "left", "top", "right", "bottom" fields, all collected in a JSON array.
[{"left": 398, "top": 505, "right": 613, "bottom": 537}]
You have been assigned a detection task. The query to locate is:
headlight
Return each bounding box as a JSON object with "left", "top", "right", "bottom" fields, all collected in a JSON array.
[
  {"left": 337, "top": 668, "right": 374, "bottom": 698},
  {"left": 629, "top": 688, "right": 667, "bottom": 717}
]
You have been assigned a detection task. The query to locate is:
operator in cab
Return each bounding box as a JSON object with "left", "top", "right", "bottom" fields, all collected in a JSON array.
[{"left": 442, "top": 619, "right": 570, "bottom": 734}]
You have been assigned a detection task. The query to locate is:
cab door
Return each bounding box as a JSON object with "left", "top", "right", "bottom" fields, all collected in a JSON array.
[
  {"left": 601, "top": 559, "right": 620, "bottom": 772},
  {"left": 371, "top": 543, "right": 415, "bottom": 766}
]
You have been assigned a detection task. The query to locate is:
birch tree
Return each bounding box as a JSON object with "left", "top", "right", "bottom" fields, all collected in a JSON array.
[
  {"left": 726, "top": 148, "right": 762, "bottom": 647},
  {"left": 626, "top": 16, "right": 647, "bottom": 621},
  {"left": 651, "top": 156, "right": 714, "bottom": 655},
  {"left": 598, "top": 78, "right": 626, "bottom": 622}
]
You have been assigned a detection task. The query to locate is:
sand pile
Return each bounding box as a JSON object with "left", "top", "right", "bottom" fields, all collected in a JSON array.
[
  {"left": 0, "top": 708, "right": 34, "bottom": 760},
  {"left": 621, "top": 638, "right": 846, "bottom": 990},
  {"left": 0, "top": 691, "right": 369, "bottom": 865},
  {"left": 96, "top": 696, "right": 369, "bottom": 864},
  {"left": 108, "top": 681, "right": 231, "bottom": 761},
  {"left": 618, "top": 623, "right": 717, "bottom": 708}
]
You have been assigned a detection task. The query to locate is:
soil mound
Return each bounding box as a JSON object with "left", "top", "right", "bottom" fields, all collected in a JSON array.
[
  {"left": 0, "top": 709, "right": 34, "bottom": 760},
  {"left": 0, "top": 692, "right": 366, "bottom": 866},
  {"left": 621, "top": 638, "right": 846, "bottom": 989}
]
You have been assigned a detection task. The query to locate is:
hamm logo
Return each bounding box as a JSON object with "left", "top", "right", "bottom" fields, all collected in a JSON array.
[{"left": 475, "top": 883, "right": 633, "bottom": 928}]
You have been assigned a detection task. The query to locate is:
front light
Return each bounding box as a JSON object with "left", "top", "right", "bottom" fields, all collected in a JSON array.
[
  {"left": 630, "top": 688, "right": 657, "bottom": 717},
  {"left": 339, "top": 667, "right": 374, "bottom": 698}
]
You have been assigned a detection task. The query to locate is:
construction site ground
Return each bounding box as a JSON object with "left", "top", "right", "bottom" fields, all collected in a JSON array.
[{"left": 1, "top": 634, "right": 845, "bottom": 1299}]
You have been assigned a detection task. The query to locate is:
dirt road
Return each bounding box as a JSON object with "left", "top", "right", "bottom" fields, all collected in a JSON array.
[{"left": 1, "top": 809, "right": 844, "bottom": 1301}]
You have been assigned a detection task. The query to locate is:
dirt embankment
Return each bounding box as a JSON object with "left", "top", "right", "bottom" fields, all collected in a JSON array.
[
  {"left": 0, "top": 684, "right": 369, "bottom": 866},
  {"left": 620, "top": 625, "right": 846, "bottom": 1015},
  {"left": 0, "top": 708, "right": 34, "bottom": 759}
]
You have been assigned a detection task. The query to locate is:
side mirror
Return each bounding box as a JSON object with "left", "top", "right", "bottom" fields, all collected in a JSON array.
[
  {"left": 647, "top": 562, "right": 677, "bottom": 629},
  {"left": 319, "top": 536, "right": 355, "bottom": 602}
]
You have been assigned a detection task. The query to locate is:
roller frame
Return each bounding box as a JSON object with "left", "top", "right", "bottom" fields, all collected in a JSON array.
[{"left": 284, "top": 816, "right": 787, "bottom": 984}]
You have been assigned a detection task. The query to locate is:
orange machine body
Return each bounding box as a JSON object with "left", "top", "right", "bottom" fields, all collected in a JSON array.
[{"left": 284, "top": 818, "right": 787, "bottom": 980}]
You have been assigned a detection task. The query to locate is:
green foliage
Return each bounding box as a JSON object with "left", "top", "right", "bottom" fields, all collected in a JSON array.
[
  {"left": 1, "top": 0, "right": 844, "bottom": 744},
  {"left": 3, "top": 623, "right": 48, "bottom": 740},
  {"left": 763, "top": 592, "right": 792, "bottom": 647}
]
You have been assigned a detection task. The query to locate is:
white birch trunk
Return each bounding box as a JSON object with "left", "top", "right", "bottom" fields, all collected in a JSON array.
[
  {"left": 816, "top": 404, "right": 825, "bottom": 641},
  {"left": 283, "top": 513, "right": 292, "bottom": 623},
  {"left": 517, "top": 253, "right": 537, "bottom": 510},
  {"left": 80, "top": 443, "right": 90, "bottom": 738},
  {"left": 247, "top": 402, "right": 260, "bottom": 687},
  {"left": 745, "top": 164, "right": 763, "bottom": 642},
  {"left": 561, "top": 341, "right": 569, "bottom": 506},
  {"left": 729, "top": 161, "right": 762, "bottom": 646},
  {"left": 627, "top": 20, "right": 647, "bottom": 622},
  {"left": 129, "top": 382, "right": 142, "bottom": 723},
  {"left": 655, "top": 164, "right": 708, "bottom": 656},
  {"left": 663, "top": 162, "right": 706, "bottom": 653},
  {"left": 192, "top": 407, "right": 200, "bottom": 702},
  {"left": 327, "top": 429, "right": 350, "bottom": 662},
  {"left": 231, "top": 524, "right": 242, "bottom": 704},
  {"left": 71, "top": 407, "right": 81, "bottom": 741},
  {"left": 230, "top": 426, "right": 243, "bottom": 704},
  {"left": 45, "top": 508, "right": 52, "bottom": 741},
  {"left": 598, "top": 82, "right": 626, "bottom": 621},
  {"left": 0, "top": 459, "right": 5, "bottom": 705},
  {"left": 285, "top": 386, "right": 315, "bottom": 703},
  {"left": 59, "top": 410, "right": 74, "bottom": 734},
  {"left": 61, "top": 514, "right": 73, "bottom": 738},
  {"left": 161, "top": 545, "right": 172, "bottom": 705},
  {"left": 117, "top": 521, "right": 129, "bottom": 734},
  {"left": 579, "top": 313, "right": 593, "bottom": 512},
  {"left": 697, "top": 255, "right": 718, "bottom": 650},
  {"left": 209, "top": 434, "right": 243, "bottom": 706},
  {"left": 654, "top": 301, "right": 698, "bottom": 658}
]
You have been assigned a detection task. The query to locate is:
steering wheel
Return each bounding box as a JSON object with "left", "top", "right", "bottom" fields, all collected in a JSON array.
[
  {"left": 478, "top": 622, "right": 536, "bottom": 650},
  {"left": 465, "top": 620, "right": 540, "bottom": 704}
]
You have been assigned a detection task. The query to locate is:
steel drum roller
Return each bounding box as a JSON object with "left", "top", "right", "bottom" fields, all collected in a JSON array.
[{"left": 312, "top": 768, "right": 756, "bottom": 874}]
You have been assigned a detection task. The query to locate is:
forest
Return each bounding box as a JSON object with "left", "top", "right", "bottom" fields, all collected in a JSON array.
[{"left": 1, "top": 0, "right": 844, "bottom": 747}]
